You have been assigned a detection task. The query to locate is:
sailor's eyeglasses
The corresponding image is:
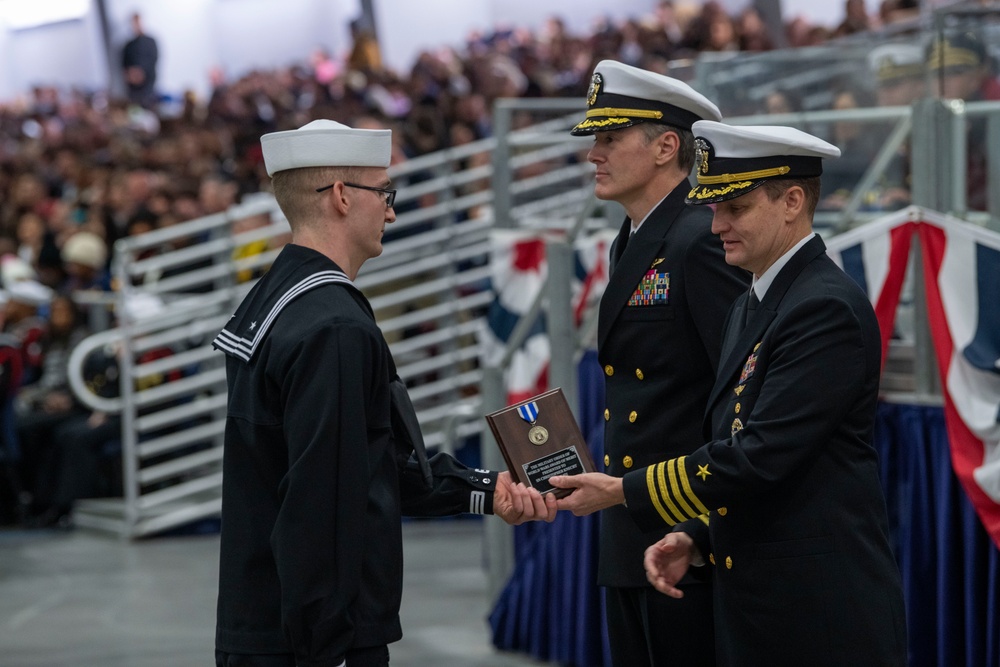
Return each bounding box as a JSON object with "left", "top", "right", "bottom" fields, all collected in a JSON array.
[{"left": 316, "top": 181, "right": 396, "bottom": 209}]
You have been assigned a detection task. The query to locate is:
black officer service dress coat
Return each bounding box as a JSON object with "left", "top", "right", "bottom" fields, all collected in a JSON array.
[
  {"left": 598, "top": 179, "right": 748, "bottom": 588},
  {"left": 213, "top": 244, "right": 498, "bottom": 665},
  {"left": 623, "top": 236, "right": 907, "bottom": 666}
]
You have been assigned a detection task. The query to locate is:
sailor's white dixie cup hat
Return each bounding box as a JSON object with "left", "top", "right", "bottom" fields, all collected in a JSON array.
[{"left": 261, "top": 119, "right": 391, "bottom": 176}]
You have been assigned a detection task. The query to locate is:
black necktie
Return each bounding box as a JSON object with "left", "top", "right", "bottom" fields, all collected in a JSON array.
[{"left": 745, "top": 289, "right": 759, "bottom": 326}]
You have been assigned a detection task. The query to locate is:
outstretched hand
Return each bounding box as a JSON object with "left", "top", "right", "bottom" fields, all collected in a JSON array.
[
  {"left": 548, "top": 472, "right": 624, "bottom": 516},
  {"left": 644, "top": 532, "right": 696, "bottom": 598},
  {"left": 494, "top": 471, "right": 558, "bottom": 525}
]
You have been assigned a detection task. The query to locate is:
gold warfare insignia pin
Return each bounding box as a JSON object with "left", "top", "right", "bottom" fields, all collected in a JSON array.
[
  {"left": 695, "top": 138, "right": 710, "bottom": 176},
  {"left": 731, "top": 418, "right": 744, "bottom": 435},
  {"left": 651, "top": 258, "right": 665, "bottom": 268},
  {"left": 587, "top": 72, "right": 602, "bottom": 107}
]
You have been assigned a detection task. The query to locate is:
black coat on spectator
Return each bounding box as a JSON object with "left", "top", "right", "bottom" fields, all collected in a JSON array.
[{"left": 121, "top": 32, "right": 158, "bottom": 104}]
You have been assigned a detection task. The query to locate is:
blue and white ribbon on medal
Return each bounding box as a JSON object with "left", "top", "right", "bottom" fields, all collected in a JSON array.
[
  {"left": 517, "top": 402, "right": 539, "bottom": 423},
  {"left": 517, "top": 401, "right": 549, "bottom": 445}
]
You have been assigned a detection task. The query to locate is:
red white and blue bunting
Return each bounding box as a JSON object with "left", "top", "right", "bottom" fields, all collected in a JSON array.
[
  {"left": 481, "top": 229, "right": 615, "bottom": 405},
  {"left": 827, "top": 206, "right": 1000, "bottom": 547}
]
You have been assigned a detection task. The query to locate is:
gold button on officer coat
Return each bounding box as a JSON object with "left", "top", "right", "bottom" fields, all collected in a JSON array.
[
  {"left": 717, "top": 507, "right": 728, "bottom": 516},
  {"left": 622, "top": 455, "right": 634, "bottom": 468},
  {"left": 604, "top": 365, "right": 614, "bottom": 376},
  {"left": 725, "top": 556, "right": 733, "bottom": 569},
  {"left": 604, "top": 408, "right": 610, "bottom": 421},
  {"left": 628, "top": 411, "right": 637, "bottom": 423},
  {"left": 604, "top": 454, "right": 610, "bottom": 466},
  {"left": 709, "top": 553, "right": 715, "bottom": 565},
  {"left": 635, "top": 368, "right": 644, "bottom": 380}
]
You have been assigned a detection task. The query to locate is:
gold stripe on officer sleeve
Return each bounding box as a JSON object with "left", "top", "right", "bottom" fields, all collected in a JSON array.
[
  {"left": 667, "top": 457, "right": 699, "bottom": 520},
  {"left": 647, "top": 463, "right": 682, "bottom": 526},
  {"left": 698, "top": 513, "right": 710, "bottom": 526},
  {"left": 647, "top": 464, "right": 676, "bottom": 525},
  {"left": 677, "top": 457, "right": 711, "bottom": 515},
  {"left": 658, "top": 461, "right": 689, "bottom": 524}
]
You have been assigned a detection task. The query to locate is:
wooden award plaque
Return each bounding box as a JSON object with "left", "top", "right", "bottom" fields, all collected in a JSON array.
[{"left": 485, "top": 387, "right": 596, "bottom": 498}]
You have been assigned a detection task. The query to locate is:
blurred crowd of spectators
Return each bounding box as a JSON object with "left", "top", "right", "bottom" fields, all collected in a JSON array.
[
  {"left": 0, "top": 1, "right": 931, "bottom": 294},
  {"left": 0, "top": 0, "right": 989, "bottom": 526}
]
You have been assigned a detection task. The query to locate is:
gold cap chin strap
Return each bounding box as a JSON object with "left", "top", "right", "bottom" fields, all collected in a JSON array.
[
  {"left": 697, "top": 165, "right": 790, "bottom": 185},
  {"left": 585, "top": 107, "right": 664, "bottom": 120}
]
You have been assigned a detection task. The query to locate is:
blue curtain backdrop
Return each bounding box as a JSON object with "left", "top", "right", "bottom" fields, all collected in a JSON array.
[
  {"left": 489, "top": 351, "right": 1000, "bottom": 667},
  {"left": 876, "top": 401, "right": 1000, "bottom": 667}
]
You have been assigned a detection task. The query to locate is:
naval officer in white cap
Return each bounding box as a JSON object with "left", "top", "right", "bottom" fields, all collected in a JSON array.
[
  {"left": 638, "top": 122, "right": 907, "bottom": 665},
  {"left": 869, "top": 42, "right": 926, "bottom": 107},
  {"left": 213, "top": 120, "right": 554, "bottom": 667},
  {"left": 552, "top": 60, "right": 749, "bottom": 667}
]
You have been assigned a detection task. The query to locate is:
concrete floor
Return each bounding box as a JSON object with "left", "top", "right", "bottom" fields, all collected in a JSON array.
[{"left": 0, "top": 520, "right": 552, "bottom": 667}]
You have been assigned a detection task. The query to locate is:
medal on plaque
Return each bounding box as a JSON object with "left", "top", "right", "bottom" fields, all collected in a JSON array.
[
  {"left": 518, "top": 402, "right": 549, "bottom": 445},
  {"left": 486, "top": 388, "right": 597, "bottom": 498}
]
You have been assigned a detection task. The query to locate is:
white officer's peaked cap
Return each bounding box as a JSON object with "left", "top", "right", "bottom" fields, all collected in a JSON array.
[
  {"left": 687, "top": 122, "right": 840, "bottom": 204},
  {"left": 868, "top": 43, "right": 924, "bottom": 82},
  {"left": 571, "top": 59, "right": 721, "bottom": 135}
]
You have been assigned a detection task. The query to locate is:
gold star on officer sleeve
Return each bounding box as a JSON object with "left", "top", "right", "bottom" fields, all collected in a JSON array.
[{"left": 644, "top": 455, "right": 711, "bottom": 526}]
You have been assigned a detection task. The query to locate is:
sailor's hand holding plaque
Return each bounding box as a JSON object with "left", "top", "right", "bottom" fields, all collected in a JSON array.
[{"left": 485, "top": 388, "right": 596, "bottom": 498}]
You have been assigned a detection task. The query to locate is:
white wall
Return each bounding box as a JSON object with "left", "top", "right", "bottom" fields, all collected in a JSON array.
[
  {"left": 0, "top": 9, "right": 106, "bottom": 100},
  {"left": 102, "top": 0, "right": 360, "bottom": 99},
  {"left": 376, "top": 0, "right": 491, "bottom": 74},
  {"left": 0, "top": 0, "right": 361, "bottom": 102}
]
